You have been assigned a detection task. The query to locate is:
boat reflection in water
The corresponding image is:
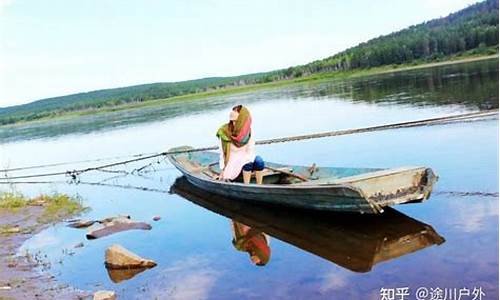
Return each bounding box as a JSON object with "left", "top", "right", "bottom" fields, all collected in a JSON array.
[{"left": 171, "top": 177, "right": 445, "bottom": 273}]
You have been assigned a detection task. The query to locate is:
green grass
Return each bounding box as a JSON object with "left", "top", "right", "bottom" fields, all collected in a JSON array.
[
  {"left": 0, "top": 192, "right": 29, "bottom": 211},
  {"left": 0, "top": 191, "right": 87, "bottom": 223},
  {"left": 37, "top": 193, "right": 86, "bottom": 223}
]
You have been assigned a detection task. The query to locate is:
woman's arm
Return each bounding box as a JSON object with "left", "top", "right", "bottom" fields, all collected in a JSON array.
[{"left": 218, "top": 140, "right": 225, "bottom": 170}]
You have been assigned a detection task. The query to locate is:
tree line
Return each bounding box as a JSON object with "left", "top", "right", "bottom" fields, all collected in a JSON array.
[{"left": 0, "top": 0, "right": 498, "bottom": 125}]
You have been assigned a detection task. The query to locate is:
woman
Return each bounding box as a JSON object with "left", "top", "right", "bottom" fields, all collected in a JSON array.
[{"left": 216, "top": 105, "right": 265, "bottom": 184}]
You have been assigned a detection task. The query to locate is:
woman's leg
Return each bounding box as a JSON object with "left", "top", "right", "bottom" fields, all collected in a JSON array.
[
  {"left": 243, "top": 171, "right": 252, "bottom": 184},
  {"left": 242, "top": 157, "right": 265, "bottom": 184},
  {"left": 242, "top": 163, "right": 253, "bottom": 184}
]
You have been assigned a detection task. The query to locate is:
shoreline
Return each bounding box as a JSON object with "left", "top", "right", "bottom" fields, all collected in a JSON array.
[
  {"left": 1, "top": 53, "right": 498, "bottom": 128},
  {"left": 0, "top": 199, "right": 89, "bottom": 300}
]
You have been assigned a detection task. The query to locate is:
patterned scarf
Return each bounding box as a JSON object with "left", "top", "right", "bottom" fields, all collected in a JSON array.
[{"left": 216, "top": 106, "right": 252, "bottom": 165}]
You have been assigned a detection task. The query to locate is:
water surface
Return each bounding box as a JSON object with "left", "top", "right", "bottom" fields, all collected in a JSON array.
[{"left": 0, "top": 59, "right": 498, "bottom": 299}]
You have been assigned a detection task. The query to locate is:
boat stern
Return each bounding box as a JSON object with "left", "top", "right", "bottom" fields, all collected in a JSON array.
[{"left": 346, "top": 167, "right": 439, "bottom": 211}]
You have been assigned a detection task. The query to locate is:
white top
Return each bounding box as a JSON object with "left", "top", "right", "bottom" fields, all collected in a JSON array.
[{"left": 219, "top": 136, "right": 256, "bottom": 180}]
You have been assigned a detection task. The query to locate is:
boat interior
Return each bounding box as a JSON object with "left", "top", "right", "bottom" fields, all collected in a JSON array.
[{"left": 170, "top": 149, "right": 384, "bottom": 185}]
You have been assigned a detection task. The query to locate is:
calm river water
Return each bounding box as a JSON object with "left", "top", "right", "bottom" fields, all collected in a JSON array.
[{"left": 0, "top": 59, "right": 498, "bottom": 299}]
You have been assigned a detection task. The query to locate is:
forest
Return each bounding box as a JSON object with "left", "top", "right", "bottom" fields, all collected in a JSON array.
[{"left": 0, "top": 0, "right": 498, "bottom": 125}]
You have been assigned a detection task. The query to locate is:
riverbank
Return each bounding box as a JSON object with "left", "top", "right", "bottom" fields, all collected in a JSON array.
[
  {"left": 1, "top": 53, "right": 498, "bottom": 129},
  {"left": 0, "top": 192, "right": 89, "bottom": 300}
]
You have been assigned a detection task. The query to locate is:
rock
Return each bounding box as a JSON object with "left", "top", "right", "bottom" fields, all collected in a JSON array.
[
  {"left": 67, "top": 220, "right": 96, "bottom": 228},
  {"left": 101, "top": 215, "right": 130, "bottom": 223},
  {"left": 86, "top": 216, "right": 152, "bottom": 240},
  {"left": 104, "top": 244, "right": 156, "bottom": 269},
  {"left": 93, "top": 290, "right": 116, "bottom": 300},
  {"left": 152, "top": 216, "right": 161, "bottom": 221},
  {"left": 2, "top": 226, "right": 21, "bottom": 234}
]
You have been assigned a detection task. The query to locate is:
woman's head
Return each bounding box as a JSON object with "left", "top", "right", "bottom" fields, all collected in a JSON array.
[{"left": 232, "top": 105, "right": 242, "bottom": 112}]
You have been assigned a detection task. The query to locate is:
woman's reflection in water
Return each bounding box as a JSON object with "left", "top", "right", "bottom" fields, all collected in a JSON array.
[{"left": 231, "top": 221, "right": 271, "bottom": 266}]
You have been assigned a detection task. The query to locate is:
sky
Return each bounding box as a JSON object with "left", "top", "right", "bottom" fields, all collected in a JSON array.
[{"left": 0, "top": 0, "right": 479, "bottom": 107}]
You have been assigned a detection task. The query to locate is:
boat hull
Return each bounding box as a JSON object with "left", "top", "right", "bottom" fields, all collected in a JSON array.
[
  {"left": 182, "top": 170, "right": 375, "bottom": 213},
  {"left": 167, "top": 146, "right": 438, "bottom": 214}
]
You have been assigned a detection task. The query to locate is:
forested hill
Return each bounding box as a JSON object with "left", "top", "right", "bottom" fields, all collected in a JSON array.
[
  {"left": 0, "top": 0, "right": 498, "bottom": 125},
  {"left": 285, "top": 0, "right": 498, "bottom": 76}
]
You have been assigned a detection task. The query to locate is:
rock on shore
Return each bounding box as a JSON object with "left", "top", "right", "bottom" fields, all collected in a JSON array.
[
  {"left": 104, "top": 244, "right": 156, "bottom": 269},
  {"left": 93, "top": 290, "right": 116, "bottom": 300}
]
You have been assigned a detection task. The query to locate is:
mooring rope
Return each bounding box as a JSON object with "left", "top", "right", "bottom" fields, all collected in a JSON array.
[
  {"left": 434, "top": 191, "right": 499, "bottom": 197},
  {"left": 0, "top": 180, "right": 171, "bottom": 194},
  {"left": 0, "top": 180, "right": 497, "bottom": 198},
  {"left": 0, "top": 152, "right": 159, "bottom": 173},
  {"left": 0, "top": 109, "right": 497, "bottom": 181},
  {"left": 256, "top": 109, "right": 498, "bottom": 145}
]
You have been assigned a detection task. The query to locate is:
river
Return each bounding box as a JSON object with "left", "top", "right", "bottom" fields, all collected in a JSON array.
[{"left": 0, "top": 58, "right": 498, "bottom": 299}]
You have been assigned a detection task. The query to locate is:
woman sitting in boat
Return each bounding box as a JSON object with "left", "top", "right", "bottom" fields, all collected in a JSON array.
[{"left": 216, "top": 105, "right": 265, "bottom": 184}]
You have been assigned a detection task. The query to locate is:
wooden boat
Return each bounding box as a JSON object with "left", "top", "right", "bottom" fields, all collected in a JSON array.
[
  {"left": 167, "top": 146, "right": 438, "bottom": 214},
  {"left": 171, "top": 177, "right": 445, "bottom": 272}
]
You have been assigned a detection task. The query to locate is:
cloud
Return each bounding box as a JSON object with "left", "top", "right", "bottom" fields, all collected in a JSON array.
[
  {"left": 146, "top": 256, "right": 221, "bottom": 300},
  {"left": 319, "top": 269, "right": 349, "bottom": 294},
  {"left": 449, "top": 197, "right": 498, "bottom": 233}
]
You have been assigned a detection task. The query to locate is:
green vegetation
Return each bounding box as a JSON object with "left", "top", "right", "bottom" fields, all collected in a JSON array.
[
  {"left": 0, "top": 0, "right": 498, "bottom": 126},
  {"left": 288, "top": 0, "right": 498, "bottom": 75},
  {"left": 0, "top": 192, "right": 29, "bottom": 210},
  {"left": 0, "top": 191, "right": 86, "bottom": 223},
  {"left": 38, "top": 193, "right": 86, "bottom": 223}
]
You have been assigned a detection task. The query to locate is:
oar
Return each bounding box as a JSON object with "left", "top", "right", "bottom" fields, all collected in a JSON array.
[{"left": 265, "top": 166, "right": 309, "bottom": 182}]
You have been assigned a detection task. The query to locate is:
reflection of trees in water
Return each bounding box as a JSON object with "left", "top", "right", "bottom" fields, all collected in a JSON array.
[
  {"left": 2, "top": 59, "right": 497, "bottom": 142},
  {"left": 310, "top": 59, "right": 498, "bottom": 109}
]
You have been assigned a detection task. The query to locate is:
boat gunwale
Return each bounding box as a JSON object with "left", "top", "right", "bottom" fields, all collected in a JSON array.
[
  {"left": 297, "top": 166, "right": 428, "bottom": 185},
  {"left": 167, "top": 153, "right": 426, "bottom": 192}
]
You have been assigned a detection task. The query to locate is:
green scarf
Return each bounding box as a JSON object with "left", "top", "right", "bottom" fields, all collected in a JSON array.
[{"left": 216, "top": 106, "right": 252, "bottom": 165}]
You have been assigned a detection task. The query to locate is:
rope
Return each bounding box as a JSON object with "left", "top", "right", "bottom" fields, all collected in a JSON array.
[
  {"left": 0, "top": 109, "right": 497, "bottom": 181},
  {"left": 0, "top": 152, "right": 158, "bottom": 173},
  {"left": 0, "top": 181, "right": 497, "bottom": 198},
  {"left": 0, "top": 180, "right": 170, "bottom": 194},
  {"left": 255, "top": 109, "right": 498, "bottom": 145},
  {"left": 434, "top": 191, "right": 499, "bottom": 197},
  {"left": 0, "top": 147, "right": 216, "bottom": 180}
]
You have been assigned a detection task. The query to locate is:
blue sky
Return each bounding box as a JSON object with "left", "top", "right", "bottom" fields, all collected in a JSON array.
[{"left": 0, "top": 0, "right": 478, "bottom": 107}]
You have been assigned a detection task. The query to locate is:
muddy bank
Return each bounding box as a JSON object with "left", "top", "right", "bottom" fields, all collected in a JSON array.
[{"left": 0, "top": 206, "right": 90, "bottom": 300}]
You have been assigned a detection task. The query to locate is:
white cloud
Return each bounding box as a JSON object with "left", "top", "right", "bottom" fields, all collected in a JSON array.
[
  {"left": 146, "top": 256, "right": 221, "bottom": 300},
  {"left": 319, "top": 269, "right": 349, "bottom": 294},
  {"left": 448, "top": 197, "right": 498, "bottom": 233}
]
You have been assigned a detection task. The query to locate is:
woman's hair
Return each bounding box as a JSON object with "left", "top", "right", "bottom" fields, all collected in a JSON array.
[
  {"left": 232, "top": 105, "right": 242, "bottom": 112},
  {"left": 228, "top": 119, "right": 235, "bottom": 132}
]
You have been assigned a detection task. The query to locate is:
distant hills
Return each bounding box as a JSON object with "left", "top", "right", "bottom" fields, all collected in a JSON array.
[{"left": 0, "top": 0, "right": 498, "bottom": 125}]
